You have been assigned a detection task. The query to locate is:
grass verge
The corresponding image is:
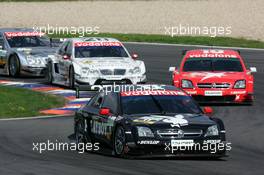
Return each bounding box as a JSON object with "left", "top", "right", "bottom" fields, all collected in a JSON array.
[
  {"left": 0, "top": 85, "right": 66, "bottom": 118},
  {"left": 49, "top": 33, "right": 264, "bottom": 49}
]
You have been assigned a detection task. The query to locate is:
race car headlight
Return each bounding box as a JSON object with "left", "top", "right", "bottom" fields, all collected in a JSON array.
[
  {"left": 204, "top": 125, "right": 219, "bottom": 137},
  {"left": 234, "top": 80, "right": 246, "bottom": 89},
  {"left": 26, "top": 55, "right": 42, "bottom": 65},
  {"left": 137, "top": 126, "right": 154, "bottom": 137},
  {"left": 129, "top": 67, "right": 141, "bottom": 74},
  {"left": 181, "top": 79, "right": 194, "bottom": 88}
]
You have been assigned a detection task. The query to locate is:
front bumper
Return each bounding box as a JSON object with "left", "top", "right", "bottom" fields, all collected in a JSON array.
[
  {"left": 125, "top": 138, "right": 227, "bottom": 157},
  {"left": 184, "top": 89, "right": 253, "bottom": 104},
  {"left": 76, "top": 74, "right": 147, "bottom": 85}
]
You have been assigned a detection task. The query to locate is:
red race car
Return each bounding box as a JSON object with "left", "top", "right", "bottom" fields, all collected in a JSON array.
[{"left": 169, "top": 49, "right": 257, "bottom": 104}]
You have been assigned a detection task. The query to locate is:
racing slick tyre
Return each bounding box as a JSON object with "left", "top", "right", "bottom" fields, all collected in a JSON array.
[
  {"left": 8, "top": 55, "right": 20, "bottom": 77},
  {"left": 46, "top": 62, "right": 53, "bottom": 85},
  {"left": 113, "top": 126, "right": 127, "bottom": 158},
  {"left": 74, "top": 120, "right": 94, "bottom": 152},
  {"left": 69, "top": 66, "right": 75, "bottom": 89}
]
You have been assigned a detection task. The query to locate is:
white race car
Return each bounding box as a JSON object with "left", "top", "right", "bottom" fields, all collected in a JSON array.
[{"left": 46, "top": 37, "right": 147, "bottom": 88}]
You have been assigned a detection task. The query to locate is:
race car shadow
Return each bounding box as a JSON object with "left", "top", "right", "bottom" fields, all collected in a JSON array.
[{"left": 68, "top": 133, "right": 227, "bottom": 161}]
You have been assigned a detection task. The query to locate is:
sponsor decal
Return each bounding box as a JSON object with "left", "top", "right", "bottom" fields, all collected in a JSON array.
[
  {"left": 189, "top": 53, "right": 237, "bottom": 58},
  {"left": 121, "top": 90, "right": 186, "bottom": 97},
  {"left": 133, "top": 115, "right": 188, "bottom": 128},
  {"left": 91, "top": 116, "right": 116, "bottom": 137},
  {"left": 171, "top": 139, "right": 194, "bottom": 147},
  {"left": 203, "top": 140, "right": 221, "bottom": 144},
  {"left": 74, "top": 42, "right": 122, "bottom": 47},
  {"left": 204, "top": 91, "right": 223, "bottom": 96},
  {"left": 185, "top": 90, "right": 197, "bottom": 95},
  {"left": 231, "top": 91, "right": 246, "bottom": 95},
  {"left": 137, "top": 140, "right": 160, "bottom": 145},
  {"left": 5, "top": 32, "right": 45, "bottom": 37},
  {"left": 189, "top": 49, "right": 237, "bottom": 58}
]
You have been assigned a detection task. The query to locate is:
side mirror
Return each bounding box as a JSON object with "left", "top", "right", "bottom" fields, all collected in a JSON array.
[
  {"left": 169, "top": 67, "right": 176, "bottom": 72},
  {"left": 250, "top": 67, "right": 257, "bottom": 73},
  {"left": 63, "top": 54, "right": 71, "bottom": 60},
  {"left": 131, "top": 53, "right": 139, "bottom": 60},
  {"left": 99, "top": 108, "right": 110, "bottom": 116},
  {"left": 0, "top": 49, "right": 7, "bottom": 57},
  {"left": 203, "top": 107, "right": 213, "bottom": 116}
]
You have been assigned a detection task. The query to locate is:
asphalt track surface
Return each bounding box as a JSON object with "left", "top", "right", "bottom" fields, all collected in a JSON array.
[{"left": 0, "top": 43, "right": 264, "bottom": 175}]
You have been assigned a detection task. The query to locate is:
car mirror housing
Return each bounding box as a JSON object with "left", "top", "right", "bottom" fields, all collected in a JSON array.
[
  {"left": 63, "top": 54, "right": 71, "bottom": 60},
  {"left": 131, "top": 53, "right": 139, "bottom": 60},
  {"left": 99, "top": 108, "right": 110, "bottom": 116},
  {"left": 250, "top": 67, "right": 257, "bottom": 73},
  {"left": 169, "top": 67, "right": 176, "bottom": 72},
  {"left": 203, "top": 107, "right": 213, "bottom": 116}
]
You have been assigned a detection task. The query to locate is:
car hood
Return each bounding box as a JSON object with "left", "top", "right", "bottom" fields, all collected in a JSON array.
[
  {"left": 180, "top": 71, "right": 246, "bottom": 83},
  {"left": 74, "top": 57, "right": 138, "bottom": 69},
  {"left": 131, "top": 113, "right": 215, "bottom": 127},
  {"left": 14, "top": 47, "right": 56, "bottom": 58}
]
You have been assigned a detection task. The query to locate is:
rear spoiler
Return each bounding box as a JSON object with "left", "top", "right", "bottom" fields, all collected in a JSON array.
[{"left": 75, "top": 85, "right": 100, "bottom": 98}]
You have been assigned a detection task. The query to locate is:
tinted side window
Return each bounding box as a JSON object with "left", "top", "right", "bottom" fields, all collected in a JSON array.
[
  {"left": 101, "top": 93, "right": 118, "bottom": 114},
  {"left": 90, "top": 93, "right": 104, "bottom": 109},
  {"left": 0, "top": 34, "right": 4, "bottom": 49},
  {"left": 58, "top": 41, "right": 68, "bottom": 55},
  {"left": 66, "top": 42, "right": 72, "bottom": 56}
]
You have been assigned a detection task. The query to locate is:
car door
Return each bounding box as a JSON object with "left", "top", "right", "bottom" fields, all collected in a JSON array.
[
  {"left": 87, "top": 92, "right": 118, "bottom": 143},
  {"left": 57, "top": 41, "right": 71, "bottom": 76}
]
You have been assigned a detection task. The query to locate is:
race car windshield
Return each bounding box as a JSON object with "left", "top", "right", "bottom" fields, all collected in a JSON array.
[
  {"left": 6, "top": 35, "right": 50, "bottom": 48},
  {"left": 74, "top": 46, "right": 129, "bottom": 58},
  {"left": 183, "top": 57, "right": 243, "bottom": 72},
  {"left": 121, "top": 95, "right": 202, "bottom": 115}
]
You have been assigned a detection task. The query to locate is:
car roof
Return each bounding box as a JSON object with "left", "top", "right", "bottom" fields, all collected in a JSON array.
[
  {"left": 185, "top": 49, "right": 241, "bottom": 58},
  {"left": 70, "top": 37, "right": 120, "bottom": 43},
  {"left": 0, "top": 28, "right": 35, "bottom": 33}
]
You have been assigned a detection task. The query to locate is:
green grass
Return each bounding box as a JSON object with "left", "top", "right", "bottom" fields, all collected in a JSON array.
[
  {"left": 0, "top": 85, "right": 66, "bottom": 118},
  {"left": 49, "top": 33, "right": 264, "bottom": 49}
]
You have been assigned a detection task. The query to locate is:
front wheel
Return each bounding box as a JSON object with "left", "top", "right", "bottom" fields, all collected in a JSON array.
[
  {"left": 46, "top": 63, "right": 53, "bottom": 84},
  {"left": 69, "top": 66, "right": 75, "bottom": 89},
  {"left": 113, "top": 126, "right": 127, "bottom": 157},
  {"left": 9, "top": 55, "right": 20, "bottom": 77},
  {"left": 75, "top": 121, "right": 87, "bottom": 146}
]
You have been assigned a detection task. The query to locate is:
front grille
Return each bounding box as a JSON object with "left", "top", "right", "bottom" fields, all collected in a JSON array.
[
  {"left": 114, "top": 69, "right": 126, "bottom": 75},
  {"left": 100, "top": 69, "right": 126, "bottom": 75},
  {"left": 197, "top": 83, "right": 230, "bottom": 89},
  {"left": 193, "top": 95, "right": 236, "bottom": 102},
  {"left": 156, "top": 129, "right": 203, "bottom": 139}
]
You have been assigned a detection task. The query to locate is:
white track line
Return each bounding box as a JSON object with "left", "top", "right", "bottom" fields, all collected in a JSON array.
[
  {"left": 0, "top": 114, "right": 73, "bottom": 121},
  {"left": 124, "top": 42, "right": 264, "bottom": 51}
]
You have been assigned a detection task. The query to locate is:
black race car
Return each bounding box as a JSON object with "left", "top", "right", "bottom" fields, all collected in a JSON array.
[{"left": 74, "top": 85, "right": 227, "bottom": 158}]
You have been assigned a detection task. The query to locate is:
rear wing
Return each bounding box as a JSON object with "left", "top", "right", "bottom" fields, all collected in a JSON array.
[{"left": 75, "top": 85, "right": 100, "bottom": 98}]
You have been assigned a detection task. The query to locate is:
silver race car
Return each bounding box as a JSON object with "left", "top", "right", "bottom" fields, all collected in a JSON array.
[
  {"left": 46, "top": 37, "right": 147, "bottom": 88},
  {"left": 0, "top": 28, "right": 56, "bottom": 77}
]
